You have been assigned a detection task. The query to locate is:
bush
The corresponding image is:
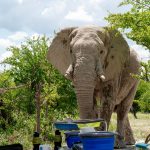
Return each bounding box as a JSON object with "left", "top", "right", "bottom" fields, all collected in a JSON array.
[
  {"left": 132, "top": 100, "right": 141, "bottom": 112},
  {"left": 135, "top": 80, "right": 150, "bottom": 113},
  {"left": 139, "top": 91, "right": 150, "bottom": 113}
]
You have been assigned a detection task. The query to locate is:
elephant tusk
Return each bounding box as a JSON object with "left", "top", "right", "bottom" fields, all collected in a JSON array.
[
  {"left": 65, "top": 64, "right": 74, "bottom": 80},
  {"left": 100, "top": 75, "right": 106, "bottom": 81}
]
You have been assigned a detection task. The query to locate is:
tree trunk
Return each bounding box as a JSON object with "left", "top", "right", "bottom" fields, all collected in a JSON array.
[{"left": 35, "top": 84, "right": 41, "bottom": 133}]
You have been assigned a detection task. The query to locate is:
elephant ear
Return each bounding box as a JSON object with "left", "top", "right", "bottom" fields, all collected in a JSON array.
[
  {"left": 104, "top": 29, "right": 130, "bottom": 80},
  {"left": 47, "top": 27, "right": 76, "bottom": 75}
]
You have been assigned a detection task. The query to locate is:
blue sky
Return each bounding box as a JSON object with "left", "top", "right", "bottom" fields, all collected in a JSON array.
[{"left": 0, "top": 0, "right": 149, "bottom": 71}]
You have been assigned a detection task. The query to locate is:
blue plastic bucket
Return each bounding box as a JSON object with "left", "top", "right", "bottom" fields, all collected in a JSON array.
[
  {"left": 54, "top": 122, "right": 79, "bottom": 130},
  {"left": 65, "top": 131, "right": 81, "bottom": 148},
  {"left": 79, "top": 132, "right": 115, "bottom": 150},
  {"left": 135, "top": 143, "right": 150, "bottom": 149}
]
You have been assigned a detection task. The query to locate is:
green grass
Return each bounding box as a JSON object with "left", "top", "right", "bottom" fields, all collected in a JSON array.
[{"left": 109, "top": 113, "right": 150, "bottom": 142}]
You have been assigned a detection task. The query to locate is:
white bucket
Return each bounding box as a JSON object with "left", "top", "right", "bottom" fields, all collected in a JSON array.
[
  {"left": 39, "top": 144, "right": 51, "bottom": 150},
  {"left": 80, "top": 127, "right": 95, "bottom": 134}
]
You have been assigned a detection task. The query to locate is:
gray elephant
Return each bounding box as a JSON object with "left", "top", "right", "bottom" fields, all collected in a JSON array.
[{"left": 47, "top": 26, "right": 140, "bottom": 148}]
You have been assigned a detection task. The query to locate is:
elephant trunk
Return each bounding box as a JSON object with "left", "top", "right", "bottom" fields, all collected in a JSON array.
[
  {"left": 72, "top": 57, "right": 100, "bottom": 119},
  {"left": 75, "top": 84, "right": 96, "bottom": 119}
]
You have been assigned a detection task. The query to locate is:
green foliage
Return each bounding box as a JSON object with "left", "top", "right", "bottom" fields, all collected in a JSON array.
[
  {"left": 132, "top": 100, "right": 141, "bottom": 112},
  {"left": 0, "top": 35, "right": 77, "bottom": 149},
  {"left": 0, "top": 72, "right": 16, "bottom": 129},
  {"left": 2, "top": 36, "right": 77, "bottom": 117},
  {"left": 3, "top": 36, "right": 51, "bottom": 88},
  {"left": 135, "top": 79, "right": 149, "bottom": 99},
  {"left": 106, "top": 0, "right": 150, "bottom": 50},
  {"left": 138, "top": 85, "right": 150, "bottom": 112},
  {"left": 140, "top": 60, "right": 150, "bottom": 81},
  {"left": 0, "top": 112, "right": 34, "bottom": 150},
  {"left": 2, "top": 36, "right": 57, "bottom": 133},
  {"left": 135, "top": 80, "right": 150, "bottom": 112},
  {"left": 53, "top": 73, "right": 77, "bottom": 116}
]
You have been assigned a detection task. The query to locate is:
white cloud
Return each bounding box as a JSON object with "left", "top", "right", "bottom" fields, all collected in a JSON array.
[
  {"left": 0, "top": 0, "right": 129, "bottom": 34},
  {"left": 41, "top": 1, "right": 66, "bottom": 17},
  {"left": 0, "top": 51, "right": 12, "bottom": 63},
  {"left": 30, "top": 33, "right": 41, "bottom": 39},
  {"left": 65, "top": 6, "right": 94, "bottom": 22},
  {"left": 0, "top": 51, "right": 12, "bottom": 72},
  {"left": 131, "top": 44, "right": 150, "bottom": 62},
  {"left": 8, "top": 32, "right": 28, "bottom": 41},
  {"left": 89, "top": 0, "right": 104, "bottom": 4},
  {"left": 41, "top": 8, "right": 50, "bottom": 16},
  {"left": 17, "top": 0, "right": 23, "bottom": 4},
  {"left": 0, "top": 38, "right": 14, "bottom": 48}
]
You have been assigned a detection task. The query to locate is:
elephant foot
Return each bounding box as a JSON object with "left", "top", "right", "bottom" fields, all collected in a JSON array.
[
  {"left": 125, "top": 127, "right": 135, "bottom": 145},
  {"left": 115, "top": 139, "right": 126, "bottom": 149},
  {"left": 114, "top": 135, "right": 126, "bottom": 149},
  {"left": 125, "top": 137, "right": 135, "bottom": 145},
  {"left": 125, "top": 132, "right": 135, "bottom": 145}
]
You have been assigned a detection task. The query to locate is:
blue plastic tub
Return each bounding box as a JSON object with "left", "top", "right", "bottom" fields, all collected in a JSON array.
[
  {"left": 54, "top": 122, "right": 79, "bottom": 130},
  {"left": 135, "top": 143, "right": 150, "bottom": 149},
  {"left": 65, "top": 131, "right": 81, "bottom": 148},
  {"left": 79, "top": 132, "right": 115, "bottom": 150}
]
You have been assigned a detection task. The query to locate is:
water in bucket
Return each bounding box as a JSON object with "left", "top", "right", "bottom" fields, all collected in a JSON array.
[{"left": 39, "top": 144, "right": 51, "bottom": 150}]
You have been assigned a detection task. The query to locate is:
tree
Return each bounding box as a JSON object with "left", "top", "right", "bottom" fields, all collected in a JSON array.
[
  {"left": 135, "top": 80, "right": 150, "bottom": 112},
  {"left": 2, "top": 36, "right": 52, "bottom": 133},
  {"left": 0, "top": 72, "right": 15, "bottom": 129},
  {"left": 140, "top": 60, "right": 150, "bottom": 81},
  {"left": 106, "top": 0, "right": 150, "bottom": 50},
  {"left": 2, "top": 36, "right": 77, "bottom": 134}
]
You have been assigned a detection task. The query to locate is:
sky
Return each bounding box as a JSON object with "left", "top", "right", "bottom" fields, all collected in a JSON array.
[{"left": 0, "top": 0, "right": 149, "bottom": 71}]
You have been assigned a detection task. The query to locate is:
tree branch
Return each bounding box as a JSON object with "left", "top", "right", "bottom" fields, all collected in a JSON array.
[{"left": 0, "top": 84, "right": 28, "bottom": 94}]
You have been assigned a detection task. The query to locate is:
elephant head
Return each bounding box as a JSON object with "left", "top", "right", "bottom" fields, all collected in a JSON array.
[{"left": 47, "top": 26, "right": 130, "bottom": 119}]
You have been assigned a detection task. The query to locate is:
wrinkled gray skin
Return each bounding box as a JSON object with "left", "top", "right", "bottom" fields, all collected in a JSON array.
[{"left": 47, "top": 26, "right": 140, "bottom": 148}]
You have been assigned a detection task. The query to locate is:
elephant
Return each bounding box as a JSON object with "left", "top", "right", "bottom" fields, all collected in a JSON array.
[{"left": 47, "top": 26, "right": 140, "bottom": 148}]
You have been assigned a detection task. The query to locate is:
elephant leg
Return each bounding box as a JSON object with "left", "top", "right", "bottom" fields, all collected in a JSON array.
[
  {"left": 93, "top": 89, "right": 99, "bottom": 118},
  {"left": 116, "top": 108, "right": 128, "bottom": 148},
  {"left": 124, "top": 116, "right": 135, "bottom": 145},
  {"left": 99, "top": 81, "right": 115, "bottom": 130},
  {"left": 116, "top": 83, "right": 137, "bottom": 148},
  {"left": 99, "top": 102, "right": 114, "bottom": 131}
]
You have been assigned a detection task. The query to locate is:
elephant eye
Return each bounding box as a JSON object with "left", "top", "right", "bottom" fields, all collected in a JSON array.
[
  {"left": 111, "top": 45, "right": 114, "bottom": 48},
  {"left": 111, "top": 55, "right": 114, "bottom": 59},
  {"left": 100, "top": 50, "right": 103, "bottom": 54}
]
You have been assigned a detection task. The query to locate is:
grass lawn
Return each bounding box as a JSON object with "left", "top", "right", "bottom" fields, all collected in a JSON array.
[{"left": 109, "top": 113, "right": 150, "bottom": 142}]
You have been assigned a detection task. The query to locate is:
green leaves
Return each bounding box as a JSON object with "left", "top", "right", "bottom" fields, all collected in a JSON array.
[
  {"left": 140, "top": 60, "right": 150, "bottom": 81},
  {"left": 3, "top": 36, "right": 51, "bottom": 88},
  {"left": 135, "top": 80, "right": 150, "bottom": 112},
  {"left": 106, "top": 0, "right": 150, "bottom": 50},
  {"left": 119, "top": 0, "right": 150, "bottom": 11}
]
